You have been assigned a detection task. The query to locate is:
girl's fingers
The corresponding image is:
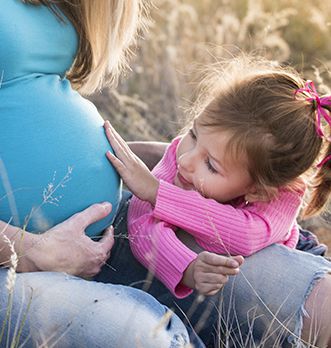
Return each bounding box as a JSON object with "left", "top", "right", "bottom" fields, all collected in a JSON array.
[
  {"left": 204, "top": 288, "right": 223, "bottom": 296},
  {"left": 106, "top": 151, "right": 125, "bottom": 172},
  {"left": 195, "top": 263, "right": 240, "bottom": 276},
  {"left": 196, "top": 282, "right": 224, "bottom": 296},
  {"left": 104, "top": 122, "right": 126, "bottom": 155},
  {"left": 198, "top": 251, "right": 240, "bottom": 268},
  {"left": 104, "top": 122, "right": 135, "bottom": 165},
  {"left": 105, "top": 127, "right": 124, "bottom": 157},
  {"left": 195, "top": 273, "right": 229, "bottom": 284},
  {"left": 104, "top": 120, "right": 111, "bottom": 128},
  {"left": 104, "top": 121, "right": 132, "bottom": 158},
  {"left": 232, "top": 255, "right": 245, "bottom": 266}
]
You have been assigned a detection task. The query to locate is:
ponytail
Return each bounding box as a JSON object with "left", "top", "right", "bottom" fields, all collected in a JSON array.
[
  {"left": 303, "top": 136, "right": 331, "bottom": 218},
  {"left": 293, "top": 81, "right": 331, "bottom": 217}
]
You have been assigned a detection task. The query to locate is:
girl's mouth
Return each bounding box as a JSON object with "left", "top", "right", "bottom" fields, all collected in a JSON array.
[{"left": 177, "top": 172, "right": 191, "bottom": 186}]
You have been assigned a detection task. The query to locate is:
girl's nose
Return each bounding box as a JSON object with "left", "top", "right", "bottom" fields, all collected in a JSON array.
[{"left": 178, "top": 151, "right": 195, "bottom": 173}]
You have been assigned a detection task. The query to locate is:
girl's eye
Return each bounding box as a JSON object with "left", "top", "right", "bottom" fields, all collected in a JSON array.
[
  {"left": 189, "top": 129, "right": 196, "bottom": 140},
  {"left": 205, "top": 158, "right": 218, "bottom": 173}
]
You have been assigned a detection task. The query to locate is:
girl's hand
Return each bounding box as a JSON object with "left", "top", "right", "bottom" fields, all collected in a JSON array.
[
  {"left": 183, "top": 251, "right": 244, "bottom": 296},
  {"left": 127, "top": 141, "right": 168, "bottom": 170},
  {"left": 21, "top": 202, "right": 115, "bottom": 277},
  {"left": 104, "top": 121, "right": 159, "bottom": 205}
]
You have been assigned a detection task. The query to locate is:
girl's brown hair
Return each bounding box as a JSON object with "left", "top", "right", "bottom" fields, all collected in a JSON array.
[
  {"left": 195, "top": 56, "right": 331, "bottom": 217},
  {"left": 22, "top": 0, "right": 148, "bottom": 94}
]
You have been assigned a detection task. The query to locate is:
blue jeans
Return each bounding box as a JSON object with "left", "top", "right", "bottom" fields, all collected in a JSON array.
[
  {"left": 96, "top": 191, "right": 331, "bottom": 347},
  {"left": 0, "top": 270, "right": 192, "bottom": 348}
]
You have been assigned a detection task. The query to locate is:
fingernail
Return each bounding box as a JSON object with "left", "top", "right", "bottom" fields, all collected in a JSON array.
[
  {"left": 105, "top": 226, "right": 114, "bottom": 237},
  {"left": 230, "top": 259, "right": 239, "bottom": 267},
  {"left": 101, "top": 202, "right": 112, "bottom": 211}
]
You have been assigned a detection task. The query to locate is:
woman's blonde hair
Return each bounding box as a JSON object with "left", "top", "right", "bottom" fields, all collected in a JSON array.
[
  {"left": 22, "top": 0, "right": 148, "bottom": 94},
  {"left": 193, "top": 56, "right": 331, "bottom": 217}
]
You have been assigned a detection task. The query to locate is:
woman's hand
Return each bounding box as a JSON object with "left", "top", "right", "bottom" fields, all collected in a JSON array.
[
  {"left": 15, "top": 202, "right": 115, "bottom": 277},
  {"left": 182, "top": 251, "right": 244, "bottom": 296},
  {"left": 104, "top": 121, "right": 159, "bottom": 205}
]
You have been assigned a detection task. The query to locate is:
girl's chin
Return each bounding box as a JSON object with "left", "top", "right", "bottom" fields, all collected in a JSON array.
[
  {"left": 174, "top": 175, "right": 181, "bottom": 188},
  {"left": 174, "top": 175, "right": 193, "bottom": 191}
]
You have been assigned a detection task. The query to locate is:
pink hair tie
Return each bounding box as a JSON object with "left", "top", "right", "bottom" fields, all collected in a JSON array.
[
  {"left": 317, "top": 154, "right": 331, "bottom": 168},
  {"left": 295, "top": 80, "right": 331, "bottom": 141},
  {"left": 295, "top": 80, "right": 331, "bottom": 168}
]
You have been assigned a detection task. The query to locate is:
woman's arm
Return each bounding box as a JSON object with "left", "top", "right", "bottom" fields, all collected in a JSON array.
[
  {"left": 0, "top": 203, "right": 114, "bottom": 276},
  {"left": 0, "top": 220, "right": 39, "bottom": 272}
]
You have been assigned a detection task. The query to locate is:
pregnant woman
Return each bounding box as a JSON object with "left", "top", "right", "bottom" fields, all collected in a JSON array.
[
  {"left": 1, "top": 1, "right": 331, "bottom": 348},
  {"left": 0, "top": 1, "right": 194, "bottom": 347}
]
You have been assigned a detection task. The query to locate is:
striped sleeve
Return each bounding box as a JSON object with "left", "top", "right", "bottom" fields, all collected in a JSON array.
[{"left": 153, "top": 180, "right": 302, "bottom": 256}]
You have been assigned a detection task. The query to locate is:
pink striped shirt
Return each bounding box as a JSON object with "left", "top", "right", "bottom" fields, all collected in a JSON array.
[{"left": 128, "top": 137, "right": 303, "bottom": 298}]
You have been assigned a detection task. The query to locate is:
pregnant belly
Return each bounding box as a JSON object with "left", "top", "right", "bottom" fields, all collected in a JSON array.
[{"left": 0, "top": 75, "right": 121, "bottom": 237}]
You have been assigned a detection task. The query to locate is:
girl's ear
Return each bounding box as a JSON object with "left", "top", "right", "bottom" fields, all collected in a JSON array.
[{"left": 245, "top": 185, "right": 278, "bottom": 203}]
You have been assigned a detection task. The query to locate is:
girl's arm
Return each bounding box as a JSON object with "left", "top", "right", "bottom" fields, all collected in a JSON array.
[
  {"left": 129, "top": 211, "right": 197, "bottom": 298},
  {"left": 153, "top": 180, "right": 302, "bottom": 256},
  {"left": 129, "top": 202, "right": 242, "bottom": 298}
]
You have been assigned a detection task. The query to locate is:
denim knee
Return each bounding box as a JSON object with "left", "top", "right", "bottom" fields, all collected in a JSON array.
[{"left": 0, "top": 269, "right": 192, "bottom": 347}]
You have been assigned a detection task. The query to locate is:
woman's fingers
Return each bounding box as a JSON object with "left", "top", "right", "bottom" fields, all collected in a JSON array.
[
  {"left": 98, "top": 225, "right": 115, "bottom": 259},
  {"left": 68, "top": 202, "right": 112, "bottom": 231},
  {"left": 36, "top": 202, "right": 116, "bottom": 277}
]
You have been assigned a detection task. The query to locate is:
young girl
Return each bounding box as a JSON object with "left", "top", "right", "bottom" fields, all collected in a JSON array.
[{"left": 104, "top": 57, "right": 331, "bottom": 299}]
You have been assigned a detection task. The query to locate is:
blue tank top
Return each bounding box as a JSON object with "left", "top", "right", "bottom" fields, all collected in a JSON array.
[{"left": 0, "top": 0, "right": 121, "bottom": 237}]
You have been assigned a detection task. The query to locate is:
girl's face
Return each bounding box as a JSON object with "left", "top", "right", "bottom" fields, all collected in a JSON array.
[{"left": 175, "top": 118, "right": 255, "bottom": 203}]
